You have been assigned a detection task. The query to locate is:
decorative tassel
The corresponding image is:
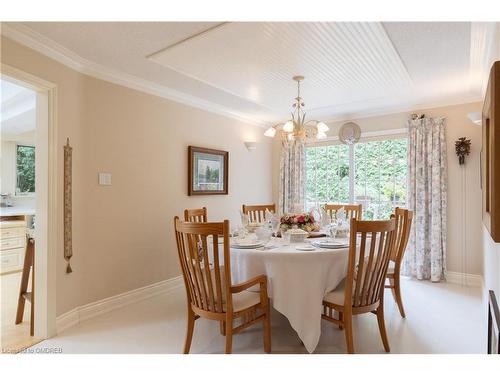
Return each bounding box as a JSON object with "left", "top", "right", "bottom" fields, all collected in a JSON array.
[{"left": 66, "top": 262, "right": 72, "bottom": 274}]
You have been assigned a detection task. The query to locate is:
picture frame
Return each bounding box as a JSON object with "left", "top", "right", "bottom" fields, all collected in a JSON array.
[
  {"left": 482, "top": 61, "right": 500, "bottom": 242},
  {"left": 488, "top": 290, "right": 500, "bottom": 354},
  {"left": 188, "top": 146, "right": 228, "bottom": 196}
]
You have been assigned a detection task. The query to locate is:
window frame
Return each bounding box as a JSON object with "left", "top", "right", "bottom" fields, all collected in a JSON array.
[
  {"left": 15, "top": 143, "right": 36, "bottom": 197},
  {"left": 305, "top": 128, "right": 408, "bottom": 217}
]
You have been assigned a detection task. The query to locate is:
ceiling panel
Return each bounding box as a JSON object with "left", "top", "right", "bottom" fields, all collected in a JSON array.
[
  {"left": 149, "top": 22, "right": 413, "bottom": 112},
  {"left": 5, "top": 21, "right": 490, "bottom": 125},
  {"left": 384, "top": 22, "right": 471, "bottom": 80}
]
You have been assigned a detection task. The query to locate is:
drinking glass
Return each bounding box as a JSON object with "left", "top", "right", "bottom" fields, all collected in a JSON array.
[
  {"left": 271, "top": 217, "right": 280, "bottom": 237},
  {"left": 281, "top": 229, "right": 291, "bottom": 244},
  {"left": 329, "top": 224, "right": 338, "bottom": 240},
  {"left": 237, "top": 225, "right": 246, "bottom": 239},
  {"left": 239, "top": 210, "right": 250, "bottom": 227},
  {"left": 328, "top": 219, "right": 338, "bottom": 240}
]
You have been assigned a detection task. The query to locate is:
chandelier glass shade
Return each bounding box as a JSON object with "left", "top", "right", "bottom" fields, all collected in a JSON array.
[{"left": 264, "top": 76, "right": 329, "bottom": 142}]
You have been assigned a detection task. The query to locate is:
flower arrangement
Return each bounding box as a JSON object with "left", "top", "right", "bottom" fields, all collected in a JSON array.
[{"left": 280, "top": 213, "right": 320, "bottom": 232}]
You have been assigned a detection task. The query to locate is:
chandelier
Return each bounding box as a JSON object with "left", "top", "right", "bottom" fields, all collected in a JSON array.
[{"left": 264, "top": 75, "right": 329, "bottom": 141}]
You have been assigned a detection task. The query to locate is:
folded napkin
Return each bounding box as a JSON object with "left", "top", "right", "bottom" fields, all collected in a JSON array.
[
  {"left": 320, "top": 207, "right": 331, "bottom": 228},
  {"left": 336, "top": 207, "right": 345, "bottom": 222}
]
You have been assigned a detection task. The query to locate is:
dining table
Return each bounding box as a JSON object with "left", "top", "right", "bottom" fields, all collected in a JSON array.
[{"left": 227, "top": 235, "right": 350, "bottom": 353}]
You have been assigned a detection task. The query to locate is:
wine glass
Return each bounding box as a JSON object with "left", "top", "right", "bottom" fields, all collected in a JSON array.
[
  {"left": 271, "top": 216, "right": 280, "bottom": 237},
  {"left": 329, "top": 221, "right": 338, "bottom": 240},
  {"left": 236, "top": 225, "right": 246, "bottom": 239}
]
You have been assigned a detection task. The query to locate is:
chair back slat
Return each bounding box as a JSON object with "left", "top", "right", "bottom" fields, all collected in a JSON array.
[
  {"left": 359, "top": 232, "right": 375, "bottom": 306},
  {"left": 174, "top": 218, "right": 231, "bottom": 314},
  {"left": 179, "top": 230, "right": 202, "bottom": 307},
  {"left": 184, "top": 207, "right": 208, "bottom": 223},
  {"left": 372, "top": 230, "right": 391, "bottom": 302},
  {"left": 212, "top": 235, "right": 224, "bottom": 313},
  {"left": 325, "top": 204, "right": 362, "bottom": 221},
  {"left": 390, "top": 207, "right": 413, "bottom": 264},
  {"left": 192, "top": 236, "right": 209, "bottom": 310},
  {"left": 242, "top": 204, "right": 276, "bottom": 224},
  {"left": 201, "top": 235, "right": 215, "bottom": 311},
  {"left": 345, "top": 218, "right": 396, "bottom": 309}
]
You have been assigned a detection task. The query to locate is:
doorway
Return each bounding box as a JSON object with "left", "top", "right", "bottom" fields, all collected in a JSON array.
[{"left": 1, "top": 65, "right": 57, "bottom": 353}]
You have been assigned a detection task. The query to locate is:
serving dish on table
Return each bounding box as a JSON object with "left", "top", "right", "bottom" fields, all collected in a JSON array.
[{"left": 274, "top": 231, "right": 326, "bottom": 238}]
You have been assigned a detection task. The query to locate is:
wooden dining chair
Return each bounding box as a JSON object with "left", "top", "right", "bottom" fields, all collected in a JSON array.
[
  {"left": 325, "top": 204, "right": 362, "bottom": 221},
  {"left": 174, "top": 217, "right": 271, "bottom": 354},
  {"left": 184, "top": 207, "right": 208, "bottom": 223},
  {"left": 242, "top": 204, "right": 276, "bottom": 223},
  {"left": 322, "top": 218, "right": 396, "bottom": 354},
  {"left": 184, "top": 207, "right": 228, "bottom": 335},
  {"left": 16, "top": 236, "right": 35, "bottom": 336},
  {"left": 385, "top": 207, "right": 413, "bottom": 318}
]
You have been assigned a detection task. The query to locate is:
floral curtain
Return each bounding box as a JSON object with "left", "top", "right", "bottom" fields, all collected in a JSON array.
[
  {"left": 279, "top": 139, "right": 306, "bottom": 214},
  {"left": 402, "top": 117, "right": 447, "bottom": 281}
]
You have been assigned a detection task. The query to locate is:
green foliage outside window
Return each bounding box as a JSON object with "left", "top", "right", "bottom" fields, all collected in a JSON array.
[
  {"left": 354, "top": 139, "right": 407, "bottom": 219},
  {"left": 305, "top": 138, "right": 408, "bottom": 219},
  {"left": 306, "top": 144, "right": 350, "bottom": 206},
  {"left": 16, "top": 145, "right": 35, "bottom": 194}
]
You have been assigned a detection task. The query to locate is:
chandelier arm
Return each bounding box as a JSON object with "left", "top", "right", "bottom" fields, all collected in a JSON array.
[
  {"left": 265, "top": 75, "right": 326, "bottom": 141},
  {"left": 304, "top": 120, "right": 319, "bottom": 126}
]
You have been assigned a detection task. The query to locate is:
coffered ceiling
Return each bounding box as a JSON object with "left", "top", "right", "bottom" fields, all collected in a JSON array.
[{"left": 2, "top": 22, "right": 497, "bottom": 126}]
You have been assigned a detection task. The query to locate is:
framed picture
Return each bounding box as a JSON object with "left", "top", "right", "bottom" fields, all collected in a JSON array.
[
  {"left": 488, "top": 290, "right": 500, "bottom": 354},
  {"left": 188, "top": 146, "right": 228, "bottom": 196}
]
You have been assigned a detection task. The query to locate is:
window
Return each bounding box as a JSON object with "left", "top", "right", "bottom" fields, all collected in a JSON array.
[
  {"left": 354, "top": 138, "right": 408, "bottom": 219},
  {"left": 16, "top": 145, "right": 35, "bottom": 194},
  {"left": 305, "top": 137, "right": 407, "bottom": 219},
  {"left": 306, "top": 144, "right": 350, "bottom": 208}
]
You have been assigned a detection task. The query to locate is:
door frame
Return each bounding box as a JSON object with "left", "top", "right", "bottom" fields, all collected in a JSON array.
[{"left": 1, "top": 63, "right": 58, "bottom": 339}]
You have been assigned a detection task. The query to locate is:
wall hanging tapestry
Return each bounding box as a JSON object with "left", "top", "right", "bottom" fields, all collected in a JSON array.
[{"left": 64, "top": 138, "right": 73, "bottom": 273}]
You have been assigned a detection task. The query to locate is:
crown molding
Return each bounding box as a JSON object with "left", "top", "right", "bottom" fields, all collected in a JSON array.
[
  {"left": 1, "top": 23, "right": 268, "bottom": 128},
  {"left": 317, "top": 96, "right": 483, "bottom": 126}
]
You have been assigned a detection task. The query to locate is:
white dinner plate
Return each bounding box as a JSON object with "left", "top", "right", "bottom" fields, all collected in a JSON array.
[
  {"left": 295, "top": 244, "right": 316, "bottom": 251},
  {"left": 231, "top": 241, "right": 264, "bottom": 249},
  {"left": 312, "top": 240, "right": 349, "bottom": 249}
]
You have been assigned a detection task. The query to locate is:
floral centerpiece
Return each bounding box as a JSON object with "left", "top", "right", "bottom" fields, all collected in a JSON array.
[{"left": 280, "top": 213, "right": 320, "bottom": 233}]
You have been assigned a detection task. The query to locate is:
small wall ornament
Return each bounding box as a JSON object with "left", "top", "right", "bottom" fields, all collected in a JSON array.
[{"left": 455, "top": 137, "right": 471, "bottom": 165}]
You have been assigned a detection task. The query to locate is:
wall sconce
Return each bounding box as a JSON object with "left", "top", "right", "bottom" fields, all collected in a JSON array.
[
  {"left": 244, "top": 141, "right": 257, "bottom": 151},
  {"left": 467, "top": 112, "right": 482, "bottom": 126}
]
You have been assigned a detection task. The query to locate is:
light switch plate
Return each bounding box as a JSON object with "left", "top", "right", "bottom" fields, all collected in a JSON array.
[{"left": 98, "top": 173, "right": 112, "bottom": 186}]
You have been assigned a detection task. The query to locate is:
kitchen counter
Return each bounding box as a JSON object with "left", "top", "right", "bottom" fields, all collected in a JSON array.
[{"left": 0, "top": 207, "right": 35, "bottom": 217}]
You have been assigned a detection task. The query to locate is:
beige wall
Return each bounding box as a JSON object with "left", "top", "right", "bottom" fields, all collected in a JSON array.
[
  {"left": 273, "top": 102, "right": 483, "bottom": 276},
  {"left": 1, "top": 36, "right": 273, "bottom": 315}
]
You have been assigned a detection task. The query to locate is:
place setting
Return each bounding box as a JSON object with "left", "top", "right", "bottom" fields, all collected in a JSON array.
[{"left": 230, "top": 206, "right": 352, "bottom": 252}]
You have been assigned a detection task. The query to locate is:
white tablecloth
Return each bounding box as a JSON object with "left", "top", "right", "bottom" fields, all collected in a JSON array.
[{"left": 229, "top": 238, "right": 349, "bottom": 353}]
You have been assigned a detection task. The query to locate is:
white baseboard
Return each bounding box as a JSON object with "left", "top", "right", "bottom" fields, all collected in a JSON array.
[
  {"left": 445, "top": 271, "right": 483, "bottom": 287},
  {"left": 56, "top": 276, "right": 183, "bottom": 334}
]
